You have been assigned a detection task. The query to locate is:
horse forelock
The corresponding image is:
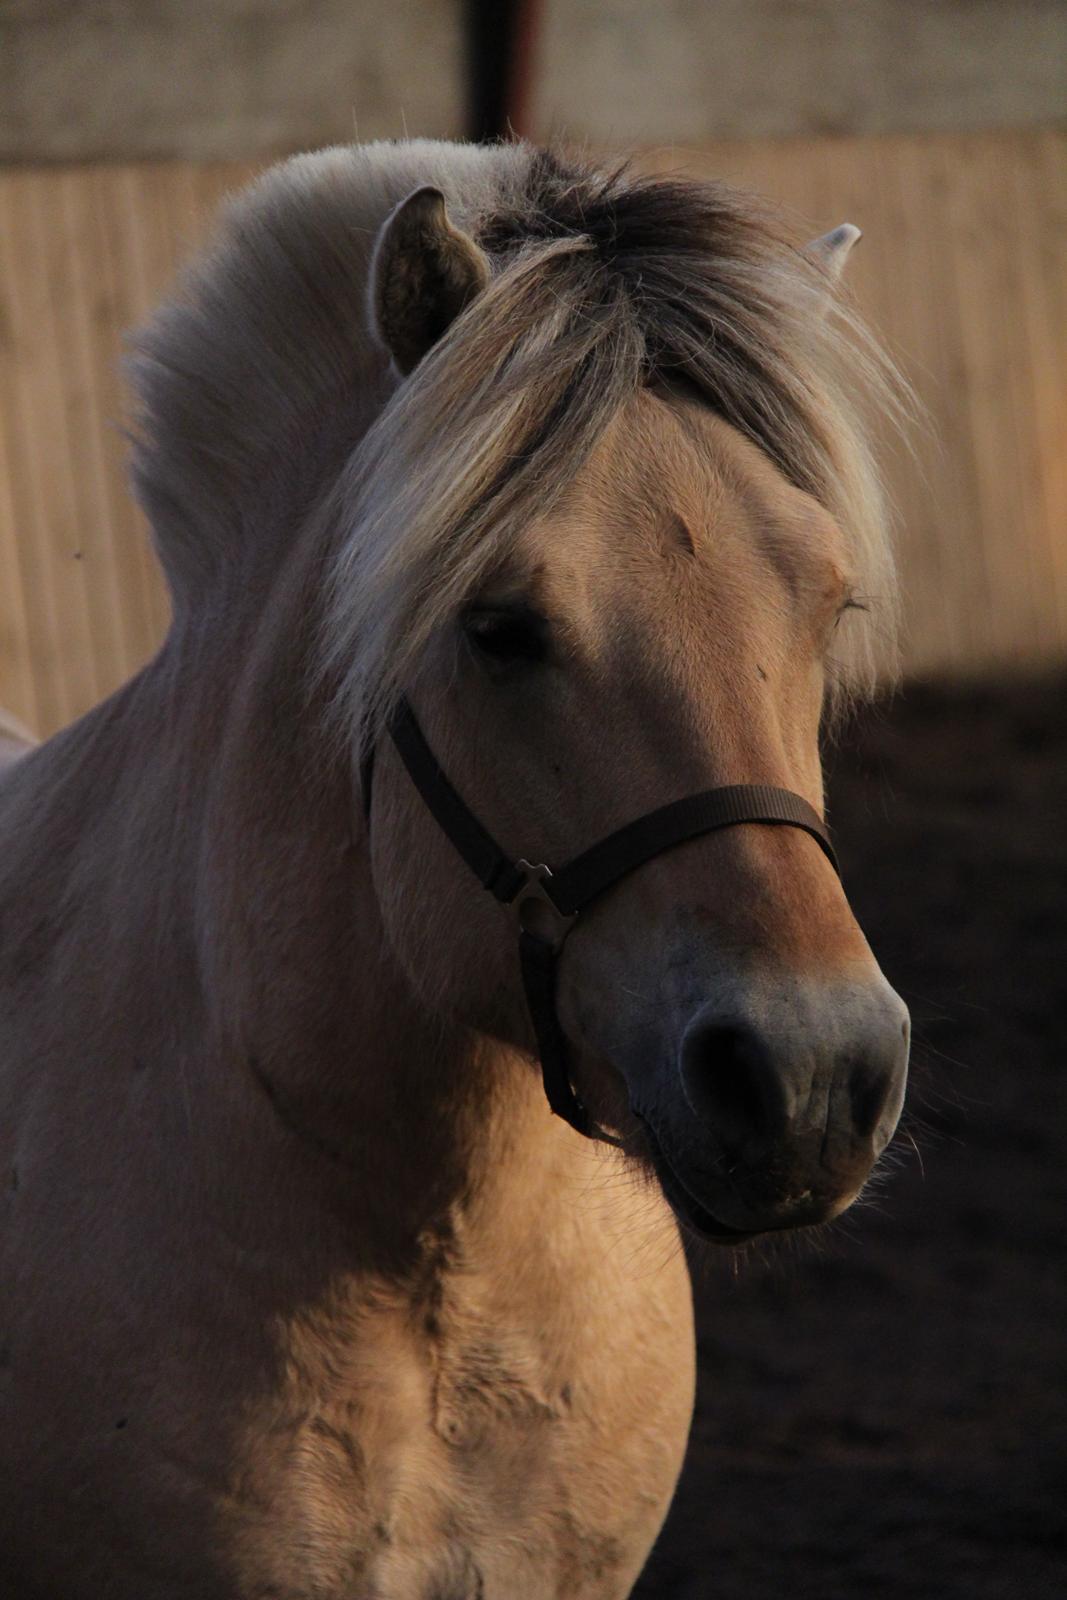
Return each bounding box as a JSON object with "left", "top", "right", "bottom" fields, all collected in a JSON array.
[
  {"left": 125, "top": 139, "right": 906, "bottom": 732},
  {"left": 324, "top": 148, "right": 908, "bottom": 742}
]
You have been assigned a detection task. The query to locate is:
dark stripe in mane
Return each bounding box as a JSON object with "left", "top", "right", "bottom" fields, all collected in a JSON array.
[{"left": 474, "top": 150, "right": 833, "bottom": 501}]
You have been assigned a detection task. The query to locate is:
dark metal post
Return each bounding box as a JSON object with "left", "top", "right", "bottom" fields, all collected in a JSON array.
[{"left": 464, "top": 0, "right": 540, "bottom": 142}]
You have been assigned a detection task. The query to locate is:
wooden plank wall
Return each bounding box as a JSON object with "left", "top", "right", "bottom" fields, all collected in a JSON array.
[
  {"left": 1, "top": 131, "right": 1064, "bottom": 738},
  {"left": 0, "top": 161, "right": 253, "bottom": 736}
]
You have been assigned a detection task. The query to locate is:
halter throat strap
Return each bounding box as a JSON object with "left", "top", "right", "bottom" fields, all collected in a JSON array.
[{"left": 375, "top": 697, "right": 839, "bottom": 1141}]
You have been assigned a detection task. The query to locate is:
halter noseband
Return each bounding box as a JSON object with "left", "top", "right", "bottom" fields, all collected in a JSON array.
[{"left": 366, "top": 697, "right": 839, "bottom": 1144}]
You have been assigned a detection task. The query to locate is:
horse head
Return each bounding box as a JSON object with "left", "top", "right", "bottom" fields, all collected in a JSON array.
[{"left": 335, "top": 168, "right": 909, "bottom": 1243}]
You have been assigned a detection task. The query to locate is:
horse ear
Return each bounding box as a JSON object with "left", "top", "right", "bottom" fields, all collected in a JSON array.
[
  {"left": 370, "top": 186, "right": 490, "bottom": 376},
  {"left": 806, "top": 223, "right": 862, "bottom": 284}
]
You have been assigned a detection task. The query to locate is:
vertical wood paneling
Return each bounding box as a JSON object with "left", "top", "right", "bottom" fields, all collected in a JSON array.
[
  {"left": 1, "top": 168, "right": 92, "bottom": 733},
  {"left": 0, "top": 136, "right": 1064, "bottom": 737}
]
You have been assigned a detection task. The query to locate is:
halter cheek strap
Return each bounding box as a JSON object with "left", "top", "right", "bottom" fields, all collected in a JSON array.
[{"left": 370, "top": 697, "right": 840, "bottom": 1143}]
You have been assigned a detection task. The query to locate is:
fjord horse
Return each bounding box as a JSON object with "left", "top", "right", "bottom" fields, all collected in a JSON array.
[{"left": 0, "top": 142, "right": 908, "bottom": 1598}]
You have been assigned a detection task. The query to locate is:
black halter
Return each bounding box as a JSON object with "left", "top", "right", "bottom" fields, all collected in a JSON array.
[{"left": 367, "top": 697, "right": 839, "bottom": 1143}]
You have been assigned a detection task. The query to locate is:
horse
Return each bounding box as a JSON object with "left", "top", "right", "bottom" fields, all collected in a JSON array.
[{"left": 0, "top": 140, "right": 910, "bottom": 1598}]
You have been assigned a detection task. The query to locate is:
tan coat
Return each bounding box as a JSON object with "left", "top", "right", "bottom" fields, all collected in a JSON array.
[{"left": 0, "top": 138, "right": 907, "bottom": 1597}]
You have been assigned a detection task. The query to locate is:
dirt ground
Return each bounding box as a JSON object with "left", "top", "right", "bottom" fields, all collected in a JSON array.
[{"left": 633, "top": 673, "right": 1067, "bottom": 1600}]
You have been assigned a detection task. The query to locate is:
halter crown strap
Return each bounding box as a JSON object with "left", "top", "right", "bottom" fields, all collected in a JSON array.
[{"left": 380, "top": 697, "right": 840, "bottom": 1141}]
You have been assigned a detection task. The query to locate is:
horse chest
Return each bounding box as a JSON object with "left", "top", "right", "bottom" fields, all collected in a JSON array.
[{"left": 226, "top": 1257, "right": 694, "bottom": 1600}]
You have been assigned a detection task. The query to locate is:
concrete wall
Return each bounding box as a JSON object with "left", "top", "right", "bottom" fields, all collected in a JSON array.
[
  {"left": 533, "top": 1, "right": 1067, "bottom": 146},
  {"left": 0, "top": 0, "right": 463, "bottom": 162},
  {"left": 1, "top": 1, "right": 1064, "bottom": 163}
]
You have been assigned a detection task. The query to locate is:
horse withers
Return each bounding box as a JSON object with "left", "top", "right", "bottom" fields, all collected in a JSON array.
[{"left": 0, "top": 141, "right": 909, "bottom": 1598}]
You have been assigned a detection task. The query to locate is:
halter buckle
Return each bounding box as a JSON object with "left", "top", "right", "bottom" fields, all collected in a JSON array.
[{"left": 514, "top": 860, "right": 578, "bottom": 952}]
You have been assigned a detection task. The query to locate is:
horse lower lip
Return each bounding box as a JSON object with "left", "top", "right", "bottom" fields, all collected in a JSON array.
[{"left": 633, "top": 1112, "right": 756, "bottom": 1245}]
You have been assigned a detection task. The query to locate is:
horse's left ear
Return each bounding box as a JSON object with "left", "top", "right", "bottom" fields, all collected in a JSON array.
[
  {"left": 806, "top": 223, "right": 862, "bottom": 284},
  {"left": 369, "top": 186, "right": 491, "bottom": 376}
]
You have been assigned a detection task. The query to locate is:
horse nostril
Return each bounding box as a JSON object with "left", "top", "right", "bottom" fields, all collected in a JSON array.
[
  {"left": 680, "top": 1019, "right": 791, "bottom": 1150},
  {"left": 848, "top": 998, "right": 910, "bottom": 1149},
  {"left": 848, "top": 1058, "right": 896, "bottom": 1139}
]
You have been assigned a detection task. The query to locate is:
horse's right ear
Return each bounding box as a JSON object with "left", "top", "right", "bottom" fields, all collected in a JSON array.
[
  {"left": 369, "top": 187, "right": 490, "bottom": 376},
  {"left": 806, "top": 224, "right": 862, "bottom": 285}
]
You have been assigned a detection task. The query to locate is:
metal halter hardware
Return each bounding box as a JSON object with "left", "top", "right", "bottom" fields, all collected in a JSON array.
[
  {"left": 513, "top": 861, "right": 578, "bottom": 951},
  {"left": 367, "top": 696, "right": 840, "bottom": 1143}
]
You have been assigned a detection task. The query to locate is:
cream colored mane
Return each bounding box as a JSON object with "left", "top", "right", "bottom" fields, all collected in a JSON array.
[{"left": 128, "top": 141, "right": 905, "bottom": 730}]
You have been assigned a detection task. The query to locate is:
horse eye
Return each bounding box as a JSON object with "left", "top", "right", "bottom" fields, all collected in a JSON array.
[{"left": 463, "top": 607, "right": 547, "bottom": 668}]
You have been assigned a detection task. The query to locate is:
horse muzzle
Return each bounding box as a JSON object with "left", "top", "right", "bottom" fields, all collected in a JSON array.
[{"left": 637, "top": 972, "right": 910, "bottom": 1242}]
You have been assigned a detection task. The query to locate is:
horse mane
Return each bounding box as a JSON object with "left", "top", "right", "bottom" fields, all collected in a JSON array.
[
  {"left": 127, "top": 140, "right": 907, "bottom": 723},
  {"left": 126, "top": 139, "right": 533, "bottom": 601}
]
